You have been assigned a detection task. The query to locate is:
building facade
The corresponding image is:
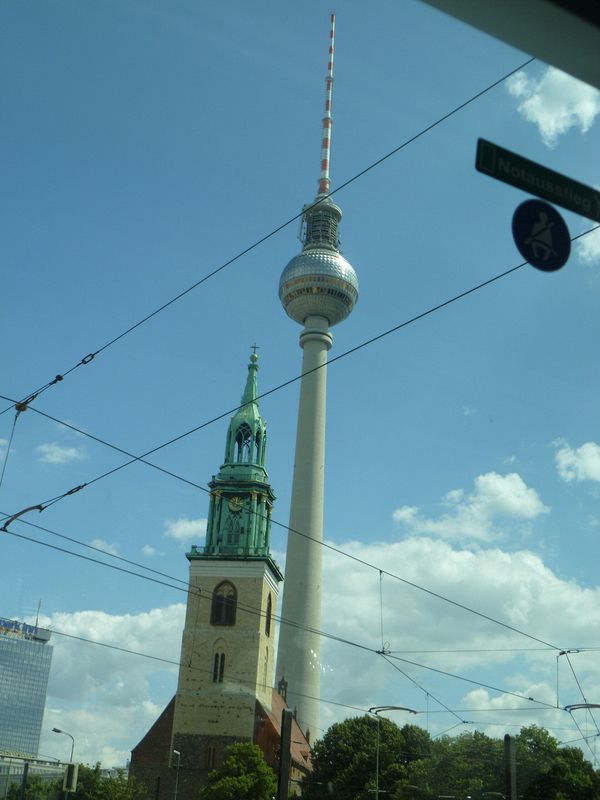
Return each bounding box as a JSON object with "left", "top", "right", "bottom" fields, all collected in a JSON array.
[
  {"left": 0, "top": 618, "right": 53, "bottom": 757},
  {"left": 130, "top": 355, "right": 310, "bottom": 799}
]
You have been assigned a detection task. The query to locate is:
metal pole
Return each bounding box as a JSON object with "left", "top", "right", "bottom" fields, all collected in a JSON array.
[
  {"left": 277, "top": 709, "right": 293, "bottom": 800},
  {"left": 375, "top": 715, "right": 380, "bottom": 800},
  {"left": 173, "top": 750, "right": 181, "bottom": 800},
  {"left": 369, "top": 706, "right": 417, "bottom": 800},
  {"left": 18, "top": 763, "right": 28, "bottom": 800},
  {"left": 503, "top": 734, "right": 517, "bottom": 800}
]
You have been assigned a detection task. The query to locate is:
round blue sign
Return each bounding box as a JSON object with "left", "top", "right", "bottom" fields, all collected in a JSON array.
[{"left": 512, "top": 199, "right": 570, "bottom": 272}]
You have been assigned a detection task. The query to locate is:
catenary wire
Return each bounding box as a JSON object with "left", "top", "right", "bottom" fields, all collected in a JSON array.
[
  {"left": 1, "top": 523, "right": 574, "bottom": 715},
  {"left": 0, "top": 55, "right": 535, "bottom": 418},
  {"left": 2, "top": 229, "right": 599, "bottom": 635},
  {"left": 0, "top": 411, "right": 21, "bottom": 492},
  {"left": 1, "top": 601, "right": 570, "bottom": 744},
  {"left": 378, "top": 653, "right": 464, "bottom": 724},
  {"left": 9, "top": 506, "right": 600, "bottom": 699},
  {"left": 565, "top": 652, "right": 600, "bottom": 735},
  {"left": 1, "top": 247, "right": 543, "bottom": 515},
  {"left": 3, "top": 221, "right": 599, "bottom": 517},
  {"left": 6, "top": 430, "right": 598, "bottom": 724},
  {"left": 3, "top": 238, "right": 598, "bottom": 738},
  {"left": 0, "top": 615, "right": 369, "bottom": 725}
]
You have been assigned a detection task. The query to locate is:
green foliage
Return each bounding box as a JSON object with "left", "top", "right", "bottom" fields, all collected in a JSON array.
[
  {"left": 198, "top": 742, "right": 277, "bottom": 800},
  {"left": 6, "top": 774, "right": 61, "bottom": 800},
  {"left": 71, "top": 764, "right": 142, "bottom": 800},
  {"left": 302, "top": 715, "right": 432, "bottom": 800},
  {"left": 5, "top": 765, "right": 141, "bottom": 800},
  {"left": 302, "top": 717, "right": 600, "bottom": 800}
]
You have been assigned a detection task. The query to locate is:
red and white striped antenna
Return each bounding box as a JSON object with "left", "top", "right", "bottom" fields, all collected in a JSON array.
[{"left": 318, "top": 12, "right": 336, "bottom": 196}]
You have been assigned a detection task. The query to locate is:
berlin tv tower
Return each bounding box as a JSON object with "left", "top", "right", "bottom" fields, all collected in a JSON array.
[{"left": 276, "top": 13, "right": 358, "bottom": 742}]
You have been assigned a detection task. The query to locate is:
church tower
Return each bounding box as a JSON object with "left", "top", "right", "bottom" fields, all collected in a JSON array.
[
  {"left": 130, "top": 356, "right": 312, "bottom": 798},
  {"left": 171, "top": 352, "right": 283, "bottom": 770},
  {"left": 276, "top": 13, "right": 359, "bottom": 743}
]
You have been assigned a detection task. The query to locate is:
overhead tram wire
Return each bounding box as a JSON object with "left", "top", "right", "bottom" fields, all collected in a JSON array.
[
  {"left": 564, "top": 652, "right": 600, "bottom": 736},
  {"left": 4, "top": 216, "right": 599, "bottom": 528},
  {"left": 5, "top": 524, "right": 596, "bottom": 741},
  {"left": 5, "top": 221, "right": 600, "bottom": 525},
  {"left": 12, "top": 590, "right": 584, "bottom": 742},
  {"left": 2, "top": 251, "right": 536, "bottom": 516},
  {"left": 4, "top": 224, "right": 600, "bottom": 642},
  {"left": 0, "top": 407, "right": 23, "bottom": 492},
  {"left": 0, "top": 591, "right": 561, "bottom": 721},
  {"left": 0, "top": 614, "right": 370, "bottom": 721},
  {"left": 378, "top": 652, "right": 465, "bottom": 725},
  {"left": 0, "top": 55, "right": 536, "bottom": 419},
  {"left": 2, "top": 519, "right": 585, "bottom": 717}
]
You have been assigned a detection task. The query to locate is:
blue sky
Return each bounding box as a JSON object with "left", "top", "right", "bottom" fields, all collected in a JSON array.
[{"left": 2, "top": 0, "right": 600, "bottom": 768}]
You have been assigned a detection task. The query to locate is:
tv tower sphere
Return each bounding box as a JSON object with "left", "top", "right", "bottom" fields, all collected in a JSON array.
[{"left": 279, "top": 199, "right": 358, "bottom": 327}]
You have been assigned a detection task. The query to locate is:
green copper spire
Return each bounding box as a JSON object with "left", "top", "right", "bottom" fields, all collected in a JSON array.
[
  {"left": 188, "top": 353, "right": 281, "bottom": 577},
  {"left": 222, "top": 352, "right": 266, "bottom": 472}
]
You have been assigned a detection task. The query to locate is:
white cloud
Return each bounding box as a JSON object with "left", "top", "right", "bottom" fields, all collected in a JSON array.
[
  {"left": 576, "top": 226, "right": 600, "bottom": 266},
  {"left": 0, "top": 438, "right": 8, "bottom": 457},
  {"left": 507, "top": 67, "right": 600, "bottom": 148},
  {"left": 556, "top": 441, "right": 600, "bottom": 483},
  {"left": 319, "top": 536, "right": 600, "bottom": 738},
  {"left": 37, "top": 442, "right": 85, "bottom": 464},
  {"left": 142, "top": 544, "right": 160, "bottom": 557},
  {"left": 392, "top": 472, "right": 549, "bottom": 542},
  {"left": 392, "top": 505, "right": 418, "bottom": 524},
  {"left": 35, "top": 605, "right": 185, "bottom": 766},
  {"left": 164, "top": 516, "right": 207, "bottom": 541},
  {"left": 89, "top": 538, "right": 120, "bottom": 557},
  {"left": 26, "top": 535, "right": 600, "bottom": 765}
]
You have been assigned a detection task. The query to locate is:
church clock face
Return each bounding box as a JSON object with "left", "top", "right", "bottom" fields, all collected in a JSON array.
[{"left": 228, "top": 496, "right": 244, "bottom": 513}]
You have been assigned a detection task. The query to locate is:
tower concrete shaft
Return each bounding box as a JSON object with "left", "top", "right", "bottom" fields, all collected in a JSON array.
[
  {"left": 277, "top": 14, "right": 358, "bottom": 745},
  {"left": 277, "top": 315, "right": 332, "bottom": 741}
]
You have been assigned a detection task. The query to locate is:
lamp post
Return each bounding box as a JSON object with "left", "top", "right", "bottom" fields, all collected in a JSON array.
[
  {"left": 172, "top": 750, "right": 181, "bottom": 800},
  {"left": 51, "top": 728, "right": 75, "bottom": 763},
  {"left": 369, "top": 706, "right": 417, "bottom": 800}
]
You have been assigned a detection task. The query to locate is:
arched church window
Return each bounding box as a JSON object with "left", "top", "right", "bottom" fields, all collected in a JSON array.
[
  {"left": 265, "top": 593, "right": 272, "bottom": 637},
  {"left": 235, "top": 424, "right": 252, "bottom": 463},
  {"left": 212, "top": 651, "right": 225, "bottom": 683},
  {"left": 254, "top": 429, "right": 261, "bottom": 462},
  {"left": 210, "top": 581, "right": 237, "bottom": 626}
]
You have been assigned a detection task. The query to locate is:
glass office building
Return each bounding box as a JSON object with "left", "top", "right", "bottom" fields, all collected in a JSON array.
[{"left": 0, "top": 618, "right": 53, "bottom": 757}]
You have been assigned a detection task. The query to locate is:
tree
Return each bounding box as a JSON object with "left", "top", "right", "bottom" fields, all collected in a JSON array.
[
  {"left": 302, "top": 718, "right": 600, "bottom": 800},
  {"left": 7, "top": 774, "right": 61, "bottom": 800},
  {"left": 199, "top": 742, "right": 277, "bottom": 800},
  {"left": 516, "top": 725, "right": 600, "bottom": 800},
  {"left": 302, "top": 715, "right": 432, "bottom": 800},
  {"left": 71, "top": 764, "right": 143, "bottom": 800}
]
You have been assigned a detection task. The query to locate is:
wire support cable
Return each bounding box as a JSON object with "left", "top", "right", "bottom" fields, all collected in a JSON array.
[
  {"left": 0, "top": 406, "right": 26, "bottom": 493},
  {"left": 4, "top": 520, "right": 595, "bottom": 738},
  {"left": 564, "top": 652, "right": 600, "bottom": 736},
  {"left": 6, "top": 223, "right": 599, "bottom": 646},
  {"left": 0, "top": 251, "right": 533, "bottom": 520},
  {"left": 379, "top": 652, "right": 464, "bottom": 724},
  {"left": 2, "top": 615, "right": 370, "bottom": 723},
  {"left": 3, "top": 222, "right": 599, "bottom": 523},
  {"left": 383, "top": 651, "right": 559, "bottom": 711},
  {"left": 0, "top": 56, "right": 535, "bottom": 418},
  {"left": 1, "top": 521, "right": 571, "bottom": 716}
]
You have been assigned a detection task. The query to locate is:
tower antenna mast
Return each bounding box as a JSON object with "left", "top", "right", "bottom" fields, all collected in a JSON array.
[
  {"left": 318, "top": 13, "right": 336, "bottom": 197},
  {"left": 277, "top": 12, "right": 358, "bottom": 742}
]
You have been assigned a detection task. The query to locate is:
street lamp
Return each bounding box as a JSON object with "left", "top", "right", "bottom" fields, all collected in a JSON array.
[
  {"left": 52, "top": 728, "right": 75, "bottom": 763},
  {"left": 369, "top": 706, "right": 417, "bottom": 800},
  {"left": 172, "top": 749, "right": 181, "bottom": 800}
]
